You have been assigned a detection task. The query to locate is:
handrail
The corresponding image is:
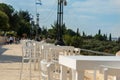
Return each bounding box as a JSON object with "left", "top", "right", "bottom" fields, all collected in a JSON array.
[{"left": 80, "top": 48, "right": 115, "bottom": 56}]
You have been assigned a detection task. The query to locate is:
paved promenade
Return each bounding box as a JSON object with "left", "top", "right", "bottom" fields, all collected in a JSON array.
[{"left": 0, "top": 44, "right": 40, "bottom": 80}]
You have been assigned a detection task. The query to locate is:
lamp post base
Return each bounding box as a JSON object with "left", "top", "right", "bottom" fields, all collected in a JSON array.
[{"left": 55, "top": 39, "right": 65, "bottom": 46}]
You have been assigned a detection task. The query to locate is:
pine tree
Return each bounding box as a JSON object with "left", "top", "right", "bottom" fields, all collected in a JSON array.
[{"left": 109, "top": 33, "right": 112, "bottom": 41}]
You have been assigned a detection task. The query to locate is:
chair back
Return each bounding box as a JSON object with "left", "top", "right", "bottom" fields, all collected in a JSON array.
[{"left": 116, "top": 50, "right": 120, "bottom": 56}]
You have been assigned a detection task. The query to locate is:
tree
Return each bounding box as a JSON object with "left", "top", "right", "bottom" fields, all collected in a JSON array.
[
  {"left": 98, "top": 29, "right": 101, "bottom": 35},
  {"left": 41, "top": 26, "right": 48, "bottom": 38},
  {"left": 118, "top": 37, "right": 120, "bottom": 43},
  {"left": 17, "top": 21, "right": 31, "bottom": 37},
  {"left": 10, "top": 12, "right": 20, "bottom": 31},
  {"left": 63, "top": 34, "right": 72, "bottom": 45},
  {"left": 109, "top": 33, "right": 112, "bottom": 41},
  {"left": 48, "top": 22, "right": 58, "bottom": 39},
  {"left": 71, "top": 36, "right": 83, "bottom": 48},
  {"left": 0, "top": 11, "right": 9, "bottom": 31},
  {"left": 17, "top": 11, "right": 31, "bottom": 37},
  {"left": 103, "top": 34, "right": 107, "bottom": 41},
  {"left": 0, "top": 3, "right": 16, "bottom": 31},
  {"left": 82, "top": 31, "right": 86, "bottom": 37},
  {"left": 94, "top": 29, "right": 105, "bottom": 41},
  {"left": 0, "top": 3, "right": 14, "bottom": 16},
  {"left": 94, "top": 34, "right": 104, "bottom": 41},
  {"left": 76, "top": 28, "right": 80, "bottom": 36},
  {"left": 65, "top": 29, "right": 76, "bottom": 37}
]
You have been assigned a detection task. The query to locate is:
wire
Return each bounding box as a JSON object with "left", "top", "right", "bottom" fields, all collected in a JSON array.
[
  {"left": 40, "top": 7, "right": 56, "bottom": 23},
  {"left": 36, "top": 0, "right": 57, "bottom": 23}
]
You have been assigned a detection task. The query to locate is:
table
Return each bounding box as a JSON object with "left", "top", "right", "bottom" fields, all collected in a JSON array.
[{"left": 59, "top": 56, "right": 120, "bottom": 80}]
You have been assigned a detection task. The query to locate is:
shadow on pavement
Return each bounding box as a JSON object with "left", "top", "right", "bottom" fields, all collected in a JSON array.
[
  {"left": 0, "top": 46, "right": 8, "bottom": 55},
  {"left": 0, "top": 55, "right": 22, "bottom": 63}
]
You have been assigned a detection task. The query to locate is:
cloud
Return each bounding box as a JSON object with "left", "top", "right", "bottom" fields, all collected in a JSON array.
[
  {"left": 110, "top": 0, "right": 120, "bottom": 7},
  {"left": 41, "top": 0, "right": 56, "bottom": 6},
  {"left": 70, "top": 0, "right": 120, "bottom": 14},
  {"left": 1, "top": 0, "right": 120, "bottom": 37},
  {"left": 0, "top": 0, "right": 2, "bottom": 2}
]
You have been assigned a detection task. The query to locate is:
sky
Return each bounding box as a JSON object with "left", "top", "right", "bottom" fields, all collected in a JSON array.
[{"left": 0, "top": 0, "right": 120, "bottom": 38}]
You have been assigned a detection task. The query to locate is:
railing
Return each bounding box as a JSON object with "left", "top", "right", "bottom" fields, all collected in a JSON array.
[{"left": 80, "top": 48, "right": 115, "bottom": 56}]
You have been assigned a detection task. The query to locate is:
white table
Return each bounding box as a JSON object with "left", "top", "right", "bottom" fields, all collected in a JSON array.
[{"left": 59, "top": 56, "right": 120, "bottom": 80}]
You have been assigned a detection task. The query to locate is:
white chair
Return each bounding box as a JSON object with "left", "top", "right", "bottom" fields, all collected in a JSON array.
[
  {"left": 99, "top": 65, "right": 120, "bottom": 80},
  {"left": 20, "top": 40, "right": 36, "bottom": 80},
  {"left": 33, "top": 41, "right": 42, "bottom": 70},
  {"left": 41, "top": 43, "right": 55, "bottom": 61},
  {"left": 62, "top": 46, "right": 75, "bottom": 56},
  {"left": 115, "top": 50, "right": 120, "bottom": 56},
  {"left": 73, "top": 48, "right": 81, "bottom": 55},
  {"left": 40, "top": 60, "right": 56, "bottom": 80}
]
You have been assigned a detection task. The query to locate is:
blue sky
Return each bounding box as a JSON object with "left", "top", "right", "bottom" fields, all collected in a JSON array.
[{"left": 0, "top": 0, "right": 120, "bottom": 37}]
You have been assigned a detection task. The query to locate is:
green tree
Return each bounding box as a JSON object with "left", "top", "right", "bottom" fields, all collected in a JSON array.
[
  {"left": 82, "top": 31, "right": 86, "bottom": 36},
  {"left": 76, "top": 28, "right": 80, "bottom": 36},
  {"left": 48, "top": 22, "right": 58, "bottom": 39},
  {"left": 98, "top": 29, "right": 101, "bottom": 35},
  {"left": 103, "top": 34, "right": 107, "bottom": 41},
  {"left": 63, "top": 34, "right": 72, "bottom": 46},
  {"left": 0, "top": 3, "right": 16, "bottom": 31},
  {"left": 109, "top": 33, "right": 112, "bottom": 41},
  {"left": 17, "top": 11, "right": 31, "bottom": 37},
  {"left": 65, "top": 29, "right": 76, "bottom": 37},
  {"left": 71, "top": 36, "right": 83, "bottom": 48},
  {"left": 41, "top": 26, "right": 48, "bottom": 38},
  {"left": 0, "top": 3, "right": 14, "bottom": 16},
  {"left": 0, "top": 11, "right": 9, "bottom": 31}
]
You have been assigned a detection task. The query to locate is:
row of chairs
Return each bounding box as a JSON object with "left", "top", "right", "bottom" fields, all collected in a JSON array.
[
  {"left": 20, "top": 39, "right": 120, "bottom": 80},
  {"left": 19, "top": 40, "right": 81, "bottom": 80},
  {"left": 40, "top": 43, "right": 81, "bottom": 80}
]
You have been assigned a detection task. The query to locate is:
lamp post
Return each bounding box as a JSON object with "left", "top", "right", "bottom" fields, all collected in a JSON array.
[
  {"left": 35, "top": 0, "right": 42, "bottom": 41},
  {"left": 55, "top": 0, "right": 67, "bottom": 46},
  {"left": 35, "top": 13, "right": 39, "bottom": 40},
  {"left": 30, "top": 15, "right": 34, "bottom": 39}
]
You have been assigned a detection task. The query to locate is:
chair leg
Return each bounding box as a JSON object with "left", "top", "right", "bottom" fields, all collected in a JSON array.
[
  {"left": 116, "top": 76, "right": 120, "bottom": 80},
  {"left": 69, "top": 69, "right": 72, "bottom": 80},
  {"left": 38, "top": 59, "right": 41, "bottom": 80},
  {"left": 34, "top": 59, "right": 37, "bottom": 70},
  {"left": 103, "top": 69, "right": 108, "bottom": 80},
  {"left": 29, "top": 59, "right": 32, "bottom": 80},
  {"left": 93, "top": 69, "right": 97, "bottom": 80},
  {"left": 72, "top": 69, "right": 76, "bottom": 80},
  {"left": 20, "top": 59, "right": 24, "bottom": 80}
]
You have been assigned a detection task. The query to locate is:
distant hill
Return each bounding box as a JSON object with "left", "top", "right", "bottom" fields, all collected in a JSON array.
[{"left": 112, "top": 37, "right": 118, "bottom": 41}]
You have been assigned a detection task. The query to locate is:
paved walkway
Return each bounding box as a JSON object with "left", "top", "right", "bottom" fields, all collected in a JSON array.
[{"left": 0, "top": 44, "right": 39, "bottom": 80}]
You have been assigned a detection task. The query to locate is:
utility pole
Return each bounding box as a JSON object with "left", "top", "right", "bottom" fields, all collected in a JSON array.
[
  {"left": 35, "top": 0, "right": 42, "bottom": 40},
  {"left": 30, "top": 15, "right": 34, "bottom": 39},
  {"left": 55, "top": 0, "right": 67, "bottom": 45},
  {"left": 35, "top": 13, "right": 39, "bottom": 40}
]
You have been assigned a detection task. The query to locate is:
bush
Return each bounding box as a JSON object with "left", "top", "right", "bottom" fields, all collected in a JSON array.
[
  {"left": 63, "top": 34, "right": 72, "bottom": 46},
  {"left": 71, "top": 36, "right": 83, "bottom": 48}
]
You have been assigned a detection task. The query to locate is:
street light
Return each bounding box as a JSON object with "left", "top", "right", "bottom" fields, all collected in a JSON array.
[
  {"left": 30, "top": 14, "right": 34, "bottom": 39},
  {"left": 55, "top": 0, "right": 67, "bottom": 46},
  {"left": 35, "top": 0, "right": 42, "bottom": 41},
  {"left": 35, "top": 13, "right": 39, "bottom": 40}
]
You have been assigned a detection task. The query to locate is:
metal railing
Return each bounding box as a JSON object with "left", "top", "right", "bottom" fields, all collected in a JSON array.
[{"left": 80, "top": 48, "right": 115, "bottom": 56}]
